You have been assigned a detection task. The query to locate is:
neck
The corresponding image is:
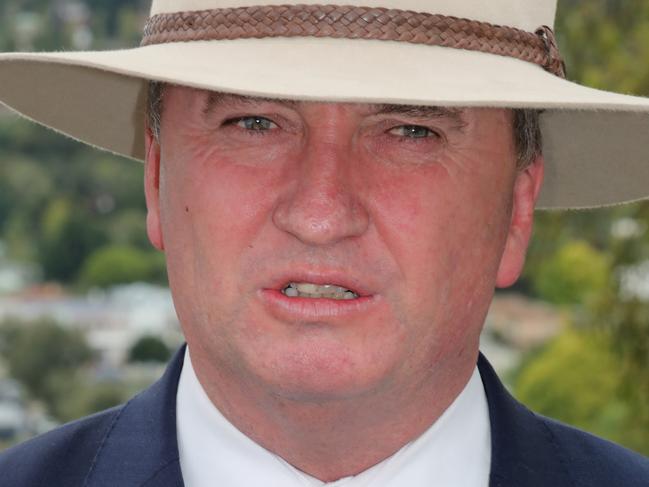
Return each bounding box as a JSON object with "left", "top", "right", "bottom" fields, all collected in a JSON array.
[{"left": 189, "top": 349, "right": 477, "bottom": 482}]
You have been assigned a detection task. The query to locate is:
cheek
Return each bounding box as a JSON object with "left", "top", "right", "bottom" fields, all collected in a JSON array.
[
  {"left": 162, "top": 149, "right": 279, "bottom": 232},
  {"left": 364, "top": 157, "right": 512, "bottom": 316},
  {"left": 363, "top": 165, "right": 440, "bottom": 235},
  {"left": 366, "top": 161, "right": 472, "bottom": 265},
  {"left": 158, "top": 152, "right": 279, "bottom": 297}
]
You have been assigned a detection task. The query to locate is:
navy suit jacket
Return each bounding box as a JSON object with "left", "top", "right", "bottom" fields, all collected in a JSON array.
[{"left": 1, "top": 347, "right": 647, "bottom": 486}]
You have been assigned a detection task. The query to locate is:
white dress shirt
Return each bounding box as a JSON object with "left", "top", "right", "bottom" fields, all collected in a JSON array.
[{"left": 177, "top": 348, "right": 491, "bottom": 487}]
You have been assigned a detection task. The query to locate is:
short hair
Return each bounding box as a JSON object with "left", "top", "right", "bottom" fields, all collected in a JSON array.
[
  {"left": 147, "top": 81, "right": 164, "bottom": 144},
  {"left": 146, "top": 81, "right": 542, "bottom": 168}
]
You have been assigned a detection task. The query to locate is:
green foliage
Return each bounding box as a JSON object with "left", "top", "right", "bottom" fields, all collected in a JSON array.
[
  {"left": 532, "top": 240, "right": 610, "bottom": 305},
  {"left": 0, "top": 118, "right": 152, "bottom": 284},
  {"left": 0, "top": 317, "right": 140, "bottom": 423},
  {"left": 79, "top": 245, "right": 166, "bottom": 288},
  {"left": 107, "top": 209, "right": 150, "bottom": 248},
  {"left": 0, "top": 0, "right": 146, "bottom": 52},
  {"left": 0, "top": 317, "right": 95, "bottom": 410},
  {"left": 128, "top": 335, "right": 171, "bottom": 364},
  {"left": 515, "top": 329, "right": 648, "bottom": 455},
  {"left": 39, "top": 198, "right": 109, "bottom": 282},
  {"left": 0, "top": 155, "right": 53, "bottom": 232},
  {"left": 588, "top": 291, "right": 649, "bottom": 442},
  {"left": 52, "top": 380, "right": 128, "bottom": 423},
  {"left": 556, "top": 0, "right": 649, "bottom": 97}
]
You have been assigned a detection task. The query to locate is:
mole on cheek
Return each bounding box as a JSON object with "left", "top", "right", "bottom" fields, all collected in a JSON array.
[{"left": 185, "top": 206, "right": 190, "bottom": 213}]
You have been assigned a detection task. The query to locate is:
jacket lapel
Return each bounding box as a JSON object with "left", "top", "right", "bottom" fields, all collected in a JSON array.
[
  {"left": 478, "top": 355, "right": 572, "bottom": 487},
  {"left": 84, "top": 347, "right": 186, "bottom": 487}
]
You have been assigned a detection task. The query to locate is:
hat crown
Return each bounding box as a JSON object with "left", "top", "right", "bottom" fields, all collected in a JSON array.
[{"left": 149, "top": 0, "right": 557, "bottom": 32}]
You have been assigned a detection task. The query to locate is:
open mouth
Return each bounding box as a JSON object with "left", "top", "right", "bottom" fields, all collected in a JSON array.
[{"left": 281, "top": 282, "right": 360, "bottom": 300}]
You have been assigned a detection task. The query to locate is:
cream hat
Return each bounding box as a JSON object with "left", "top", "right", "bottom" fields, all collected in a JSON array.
[{"left": 0, "top": 0, "right": 648, "bottom": 209}]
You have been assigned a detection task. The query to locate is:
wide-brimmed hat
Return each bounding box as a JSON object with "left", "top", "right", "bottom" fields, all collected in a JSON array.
[{"left": 1, "top": 0, "right": 648, "bottom": 209}]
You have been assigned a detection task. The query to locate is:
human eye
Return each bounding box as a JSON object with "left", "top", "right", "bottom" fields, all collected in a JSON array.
[
  {"left": 387, "top": 125, "right": 439, "bottom": 139},
  {"left": 226, "top": 116, "right": 279, "bottom": 132}
]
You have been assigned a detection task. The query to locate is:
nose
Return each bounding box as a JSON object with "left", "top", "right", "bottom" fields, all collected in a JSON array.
[{"left": 272, "top": 138, "right": 370, "bottom": 246}]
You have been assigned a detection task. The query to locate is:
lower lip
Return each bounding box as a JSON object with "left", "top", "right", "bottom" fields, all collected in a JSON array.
[{"left": 259, "top": 289, "right": 379, "bottom": 321}]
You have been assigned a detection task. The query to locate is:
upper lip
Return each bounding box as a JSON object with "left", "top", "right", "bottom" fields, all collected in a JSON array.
[{"left": 264, "top": 269, "right": 375, "bottom": 297}]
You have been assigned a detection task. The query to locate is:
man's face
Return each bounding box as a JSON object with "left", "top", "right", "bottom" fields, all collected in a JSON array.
[{"left": 145, "top": 86, "right": 543, "bottom": 401}]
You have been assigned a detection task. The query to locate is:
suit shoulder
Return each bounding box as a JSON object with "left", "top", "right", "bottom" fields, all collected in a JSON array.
[
  {"left": 540, "top": 415, "right": 649, "bottom": 486},
  {"left": 0, "top": 405, "right": 124, "bottom": 487}
]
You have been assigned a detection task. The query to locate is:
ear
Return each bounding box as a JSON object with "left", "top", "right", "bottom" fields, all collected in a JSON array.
[
  {"left": 495, "top": 156, "right": 545, "bottom": 288},
  {"left": 144, "top": 128, "right": 164, "bottom": 251}
]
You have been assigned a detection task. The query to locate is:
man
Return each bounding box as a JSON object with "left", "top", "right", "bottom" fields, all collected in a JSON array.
[{"left": 0, "top": 1, "right": 648, "bottom": 486}]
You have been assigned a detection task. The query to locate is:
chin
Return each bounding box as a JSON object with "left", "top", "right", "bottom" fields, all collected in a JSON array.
[{"left": 246, "top": 333, "right": 398, "bottom": 402}]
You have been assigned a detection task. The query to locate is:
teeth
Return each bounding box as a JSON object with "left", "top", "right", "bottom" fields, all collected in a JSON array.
[
  {"left": 295, "top": 283, "right": 322, "bottom": 294},
  {"left": 282, "top": 282, "right": 359, "bottom": 300},
  {"left": 284, "top": 286, "right": 299, "bottom": 297}
]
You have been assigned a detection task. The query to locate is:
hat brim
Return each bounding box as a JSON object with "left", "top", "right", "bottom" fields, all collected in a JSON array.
[{"left": 1, "top": 37, "right": 649, "bottom": 209}]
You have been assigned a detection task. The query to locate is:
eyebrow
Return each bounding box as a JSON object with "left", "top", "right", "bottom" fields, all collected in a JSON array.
[
  {"left": 203, "top": 93, "right": 466, "bottom": 128},
  {"left": 372, "top": 104, "right": 466, "bottom": 123},
  {"left": 203, "top": 92, "right": 298, "bottom": 116}
]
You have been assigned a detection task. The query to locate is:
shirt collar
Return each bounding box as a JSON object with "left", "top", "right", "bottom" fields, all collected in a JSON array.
[{"left": 177, "top": 347, "right": 491, "bottom": 487}]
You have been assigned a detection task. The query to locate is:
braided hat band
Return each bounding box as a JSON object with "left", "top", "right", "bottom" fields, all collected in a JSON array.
[{"left": 141, "top": 4, "right": 567, "bottom": 78}]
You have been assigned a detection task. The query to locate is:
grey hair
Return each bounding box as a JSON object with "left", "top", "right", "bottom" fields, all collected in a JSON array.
[
  {"left": 146, "top": 81, "right": 541, "bottom": 168},
  {"left": 513, "top": 108, "right": 543, "bottom": 169},
  {"left": 146, "top": 81, "right": 164, "bottom": 141}
]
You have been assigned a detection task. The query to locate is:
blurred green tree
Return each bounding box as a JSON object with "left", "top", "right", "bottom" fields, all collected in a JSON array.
[
  {"left": 39, "top": 197, "right": 109, "bottom": 282},
  {"left": 515, "top": 328, "right": 647, "bottom": 455},
  {"left": 532, "top": 240, "right": 610, "bottom": 306},
  {"left": 556, "top": 0, "right": 649, "bottom": 96},
  {"left": 128, "top": 335, "right": 171, "bottom": 364},
  {"left": 79, "top": 244, "right": 166, "bottom": 288},
  {"left": 51, "top": 379, "right": 127, "bottom": 423},
  {"left": 0, "top": 317, "right": 95, "bottom": 413}
]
